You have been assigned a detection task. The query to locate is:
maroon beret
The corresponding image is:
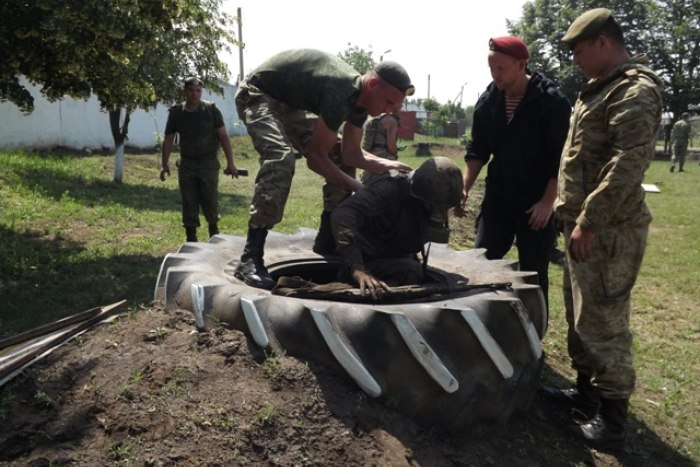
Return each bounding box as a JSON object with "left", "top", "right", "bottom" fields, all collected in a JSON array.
[{"left": 489, "top": 36, "right": 530, "bottom": 60}]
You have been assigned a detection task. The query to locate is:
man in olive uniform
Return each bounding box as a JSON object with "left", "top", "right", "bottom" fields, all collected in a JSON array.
[
  {"left": 331, "top": 157, "right": 463, "bottom": 299},
  {"left": 670, "top": 112, "right": 692, "bottom": 172},
  {"left": 360, "top": 112, "right": 400, "bottom": 185},
  {"left": 542, "top": 9, "right": 663, "bottom": 450},
  {"left": 161, "top": 77, "right": 237, "bottom": 242},
  {"left": 234, "top": 49, "right": 414, "bottom": 290}
]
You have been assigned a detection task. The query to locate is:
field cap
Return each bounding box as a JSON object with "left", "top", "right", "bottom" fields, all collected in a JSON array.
[
  {"left": 375, "top": 61, "right": 415, "bottom": 96},
  {"left": 489, "top": 36, "right": 529, "bottom": 60},
  {"left": 562, "top": 8, "right": 614, "bottom": 48},
  {"left": 184, "top": 76, "right": 203, "bottom": 88}
]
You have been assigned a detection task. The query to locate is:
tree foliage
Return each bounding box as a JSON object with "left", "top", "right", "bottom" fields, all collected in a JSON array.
[
  {"left": 1, "top": 0, "right": 235, "bottom": 181},
  {"left": 508, "top": 0, "right": 700, "bottom": 119},
  {"left": 337, "top": 43, "right": 376, "bottom": 74}
]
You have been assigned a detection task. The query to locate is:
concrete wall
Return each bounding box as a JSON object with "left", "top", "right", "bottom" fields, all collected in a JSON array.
[{"left": 0, "top": 77, "right": 245, "bottom": 151}]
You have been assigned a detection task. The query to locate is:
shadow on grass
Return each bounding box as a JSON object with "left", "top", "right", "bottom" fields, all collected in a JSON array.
[
  {"left": 9, "top": 162, "right": 249, "bottom": 214},
  {"left": 0, "top": 226, "right": 161, "bottom": 336}
]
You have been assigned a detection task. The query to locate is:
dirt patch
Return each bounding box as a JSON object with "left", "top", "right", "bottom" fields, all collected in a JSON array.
[{"left": 2, "top": 303, "right": 687, "bottom": 466}]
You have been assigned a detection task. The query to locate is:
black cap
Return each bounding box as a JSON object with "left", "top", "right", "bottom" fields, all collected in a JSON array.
[
  {"left": 184, "top": 76, "right": 203, "bottom": 88},
  {"left": 374, "top": 61, "right": 415, "bottom": 96}
]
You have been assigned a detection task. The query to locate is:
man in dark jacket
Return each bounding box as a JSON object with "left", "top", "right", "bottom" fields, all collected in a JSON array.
[
  {"left": 332, "top": 157, "right": 463, "bottom": 299},
  {"left": 455, "top": 36, "right": 571, "bottom": 306}
]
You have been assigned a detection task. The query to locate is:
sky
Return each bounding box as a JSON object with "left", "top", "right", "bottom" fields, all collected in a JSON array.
[{"left": 221, "top": 0, "right": 528, "bottom": 106}]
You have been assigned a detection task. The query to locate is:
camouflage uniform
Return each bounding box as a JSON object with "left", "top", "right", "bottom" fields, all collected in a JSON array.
[
  {"left": 235, "top": 49, "right": 366, "bottom": 229},
  {"left": 554, "top": 55, "right": 662, "bottom": 399},
  {"left": 670, "top": 117, "right": 691, "bottom": 171},
  {"left": 164, "top": 101, "right": 224, "bottom": 228},
  {"left": 360, "top": 113, "right": 399, "bottom": 185}
]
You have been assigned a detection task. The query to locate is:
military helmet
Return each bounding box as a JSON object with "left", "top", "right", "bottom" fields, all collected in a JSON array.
[{"left": 410, "top": 157, "right": 463, "bottom": 209}]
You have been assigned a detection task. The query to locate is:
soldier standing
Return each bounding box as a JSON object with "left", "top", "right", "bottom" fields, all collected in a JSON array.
[
  {"left": 542, "top": 8, "right": 663, "bottom": 450},
  {"left": 160, "top": 77, "right": 238, "bottom": 242},
  {"left": 360, "top": 112, "right": 400, "bottom": 185},
  {"left": 670, "top": 112, "right": 692, "bottom": 172}
]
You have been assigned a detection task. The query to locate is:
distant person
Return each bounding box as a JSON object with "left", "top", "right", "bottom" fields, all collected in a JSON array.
[
  {"left": 542, "top": 8, "right": 662, "bottom": 451},
  {"left": 455, "top": 35, "right": 571, "bottom": 307},
  {"left": 360, "top": 112, "right": 400, "bottom": 185},
  {"left": 234, "top": 49, "right": 414, "bottom": 290},
  {"left": 670, "top": 112, "right": 692, "bottom": 172},
  {"left": 332, "top": 157, "right": 463, "bottom": 299},
  {"left": 663, "top": 121, "right": 672, "bottom": 155},
  {"left": 160, "top": 77, "right": 238, "bottom": 242}
]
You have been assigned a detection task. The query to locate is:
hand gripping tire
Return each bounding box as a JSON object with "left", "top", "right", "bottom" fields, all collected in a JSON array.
[{"left": 154, "top": 228, "right": 548, "bottom": 430}]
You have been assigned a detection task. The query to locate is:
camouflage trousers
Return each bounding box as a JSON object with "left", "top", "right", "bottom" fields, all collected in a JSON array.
[
  {"left": 177, "top": 157, "right": 220, "bottom": 228},
  {"left": 235, "top": 82, "right": 355, "bottom": 229},
  {"left": 562, "top": 222, "right": 648, "bottom": 399},
  {"left": 360, "top": 147, "right": 396, "bottom": 185}
]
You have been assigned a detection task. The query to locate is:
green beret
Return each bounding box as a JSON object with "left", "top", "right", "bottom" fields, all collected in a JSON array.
[{"left": 562, "top": 8, "right": 613, "bottom": 47}]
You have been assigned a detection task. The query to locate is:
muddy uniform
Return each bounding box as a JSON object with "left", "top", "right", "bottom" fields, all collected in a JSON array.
[
  {"left": 332, "top": 171, "right": 428, "bottom": 286},
  {"left": 671, "top": 118, "right": 691, "bottom": 170},
  {"left": 554, "top": 55, "right": 662, "bottom": 399},
  {"left": 235, "top": 49, "right": 366, "bottom": 229},
  {"left": 361, "top": 113, "right": 398, "bottom": 185},
  {"left": 164, "top": 101, "right": 224, "bottom": 229}
]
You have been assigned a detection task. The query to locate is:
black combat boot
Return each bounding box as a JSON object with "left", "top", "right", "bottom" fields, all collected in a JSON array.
[
  {"left": 569, "top": 397, "right": 628, "bottom": 451},
  {"left": 312, "top": 210, "right": 336, "bottom": 255},
  {"left": 208, "top": 223, "right": 220, "bottom": 238},
  {"left": 540, "top": 373, "right": 601, "bottom": 422},
  {"left": 234, "top": 227, "right": 276, "bottom": 290},
  {"left": 185, "top": 227, "right": 198, "bottom": 242}
]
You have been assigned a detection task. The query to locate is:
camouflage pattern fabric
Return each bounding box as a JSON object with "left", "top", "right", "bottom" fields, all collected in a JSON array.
[
  {"left": 236, "top": 82, "right": 354, "bottom": 228},
  {"left": 555, "top": 54, "right": 662, "bottom": 398},
  {"left": 177, "top": 158, "right": 220, "bottom": 228},
  {"left": 562, "top": 222, "right": 648, "bottom": 399},
  {"left": 360, "top": 114, "right": 398, "bottom": 185}
]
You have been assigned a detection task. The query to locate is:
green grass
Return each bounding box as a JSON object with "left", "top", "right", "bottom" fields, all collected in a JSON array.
[{"left": 1, "top": 138, "right": 699, "bottom": 461}]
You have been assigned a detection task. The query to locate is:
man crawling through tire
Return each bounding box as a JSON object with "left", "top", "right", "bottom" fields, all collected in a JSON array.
[{"left": 331, "top": 156, "right": 463, "bottom": 299}]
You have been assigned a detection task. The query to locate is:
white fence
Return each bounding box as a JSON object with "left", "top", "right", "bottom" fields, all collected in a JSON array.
[{"left": 0, "top": 77, "right": 246, "bottom": 151}]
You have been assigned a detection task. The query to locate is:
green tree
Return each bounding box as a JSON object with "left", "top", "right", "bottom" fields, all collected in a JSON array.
[
  {"left": 509, "top": 0, "right": 700, "bottom": 119},
  {"left": 337, "top": 43, "right": 376, "bottom": 74},
  {"left": 1, "top": 0, "right": 235, "bottom": 182}
]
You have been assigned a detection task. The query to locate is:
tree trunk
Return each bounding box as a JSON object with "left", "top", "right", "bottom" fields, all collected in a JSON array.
[{"left": 108, "top": 108, "right": 131, "bottom": 183}]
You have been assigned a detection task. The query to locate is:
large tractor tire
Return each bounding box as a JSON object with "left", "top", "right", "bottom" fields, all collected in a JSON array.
[{"left": 154, "top": 228, "right": 547, "bottom": 430}]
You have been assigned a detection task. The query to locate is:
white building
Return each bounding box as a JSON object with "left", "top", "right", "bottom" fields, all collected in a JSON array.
[{"left": 0, "top": 77, "right": 245, "bottom": 151}]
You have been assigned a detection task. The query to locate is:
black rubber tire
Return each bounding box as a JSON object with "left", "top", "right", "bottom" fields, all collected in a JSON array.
[{"left": 155, "top": 228, "right": 548, "bottom": 430}]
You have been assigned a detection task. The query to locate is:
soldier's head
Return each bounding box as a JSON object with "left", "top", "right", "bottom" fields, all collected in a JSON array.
[
  {"left": 487, "top": 36, "right": 529, "bottom": 95},
  {"left": 563, "top": 9, "right": 628, "bottom": 80},
  {"left": 358, "top": 61, "right": 414, "bottom": 117},
  {"left": 183, "top": 76, "right": 203, "bottom": 106},
  {"left": 410, "top": 157, "right": 464, "bottom": 243},
  {"left": 682, "top": 112, "right": 690, "bottom": 120}
]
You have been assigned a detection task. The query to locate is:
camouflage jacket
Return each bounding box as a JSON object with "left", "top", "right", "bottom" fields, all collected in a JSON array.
[{"left": 554, "top": 54, "right": 662, "bottom": 230}]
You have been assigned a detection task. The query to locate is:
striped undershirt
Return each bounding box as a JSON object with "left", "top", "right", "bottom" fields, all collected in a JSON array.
[{"left": 505, "top": 96, "right": 523, "bottom": 123}]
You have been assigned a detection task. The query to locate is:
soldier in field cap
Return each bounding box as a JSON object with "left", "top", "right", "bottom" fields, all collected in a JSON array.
[
  {"left": 541, "top": 8, "right": 663, "bottom": 451},
  {"left": 455, "top": 34, "right": 571, "bottom": 310}
]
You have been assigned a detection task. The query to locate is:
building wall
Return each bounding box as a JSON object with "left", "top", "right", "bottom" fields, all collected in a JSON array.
[{"left": 0, "top": 78, "right": 245, "bottom": 151}]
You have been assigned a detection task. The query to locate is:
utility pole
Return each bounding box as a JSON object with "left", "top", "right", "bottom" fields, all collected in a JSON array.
[{"left": 237, "top": 7, "right": 244, "bottom": 83}]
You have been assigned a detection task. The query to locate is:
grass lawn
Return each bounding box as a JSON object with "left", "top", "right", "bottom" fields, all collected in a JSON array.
[{"left": 1, "top": 137, "right": 698, "bottom": 462}]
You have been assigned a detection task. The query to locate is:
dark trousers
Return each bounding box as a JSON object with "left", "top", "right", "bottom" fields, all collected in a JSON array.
[
  {"left": 475, "top": 202, "right": 555, "bottom": 306},
  {"left": 177, "top": 158, "right": 220, "bottom": 228}
]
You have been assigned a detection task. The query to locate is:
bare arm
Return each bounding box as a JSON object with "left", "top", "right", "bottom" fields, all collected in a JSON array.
[
  {"left": 525, "top": 177, "right": 557, "bottom": 230},
  {"left": 454, "top": 158, "right": 484, "bottom": 217},
  {"left": 160, "top": 133, "right": 176, "bottom": 181},
  {"left": 341, "top": 123, "right": 412, "bottom": 174},
  {"left": 306, "top": 118, "right": 365, "bottom": 192},
  {"left": 216, "top": 126, "right": 238, "bottom": 178},
  {"left": 383, "top": 116, "right": 399, "bottom": 156}
]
